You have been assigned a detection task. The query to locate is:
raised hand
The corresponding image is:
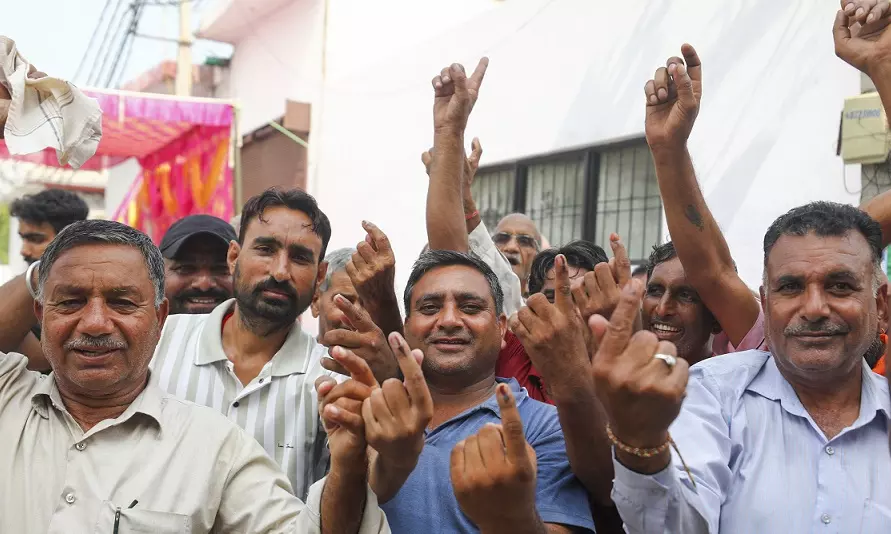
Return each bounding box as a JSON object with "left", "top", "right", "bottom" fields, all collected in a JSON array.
[
  {"left": 644, "top": 44, "right": 702, "bottom": 151},
  {"left": 344, "top": 220, "right": 403, "bottom": 339},
  {"left": 422, "top": 138, "right": 483, "bottom": 215},
  {"left": 450, "top": 383, "right": 540, "bottom": 532},
  {"left": 590, "top": 280, "right": 689, "bottom": 471},
  {"left": 432, "top": 58, "right": 489, "bottom": 134},
  {"left": 573, "top": 234, "right": 633, "bottom": 322},
  {"left": 834, "top": 1, "right": 891, "bottom": 75},
  {"left": 364, "top": 333, "right": 434, "bottom": 502},
  {"left": 321, "top": 294, "right": 399, "bottom": 382},
  {"left": 315, "top": 345, "right": 380, "bottom": 464}
]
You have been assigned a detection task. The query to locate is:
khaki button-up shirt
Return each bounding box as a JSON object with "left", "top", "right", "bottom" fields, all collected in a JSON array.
[{"left": 0, "top": 352, "right": 390, "bottom": 534}]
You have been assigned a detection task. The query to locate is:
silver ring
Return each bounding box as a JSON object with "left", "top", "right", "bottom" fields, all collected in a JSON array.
[{"left": 653, "top": 353, "right": 677, "bottom": 368}]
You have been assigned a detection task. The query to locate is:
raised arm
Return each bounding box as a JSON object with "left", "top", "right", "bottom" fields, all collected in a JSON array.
[
  {"left": 836, "top": 1, "right": 891, "bottom": 246},
  {"left": 643, "top": 44, "right": 760, "bottom": 347},
  {"left": 426, "top": 59, "right": 488, "bottom": 252},
  {"left": 0, "top": 271, "right": 48, "bottom": 370}
]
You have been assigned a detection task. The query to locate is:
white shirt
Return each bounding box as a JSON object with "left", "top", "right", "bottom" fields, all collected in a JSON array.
[
  {"left": 0, "top": 352, "right": 390, "bottom": 534},
  {"left": 151, "top": 299, "right": 333, "bottom": 499},
  {"left": 468, "top": 221, "right": 524, "bottom": 316}
]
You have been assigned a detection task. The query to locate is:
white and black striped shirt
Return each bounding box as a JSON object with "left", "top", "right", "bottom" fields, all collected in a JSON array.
[{"left": 150, "top": 299, "right": 331, "bottom": 499}]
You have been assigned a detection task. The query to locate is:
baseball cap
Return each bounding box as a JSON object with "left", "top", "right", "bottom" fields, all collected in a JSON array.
[{"left": 159, "top": 214, "right": 237, "bottom": 259}]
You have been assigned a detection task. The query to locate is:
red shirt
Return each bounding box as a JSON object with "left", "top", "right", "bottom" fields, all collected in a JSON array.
[{"left": 496, "top": 331, "right": 551, "bottom": 404}]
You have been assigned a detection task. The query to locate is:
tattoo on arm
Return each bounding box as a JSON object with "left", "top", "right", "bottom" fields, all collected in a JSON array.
[{"left": 684, "top": 204, "right": 705, "bottom": 231}]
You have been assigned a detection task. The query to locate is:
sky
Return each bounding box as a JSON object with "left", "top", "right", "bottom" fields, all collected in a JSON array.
[{"left": 1, "top": 0, "right": 232, "bottom": 88}]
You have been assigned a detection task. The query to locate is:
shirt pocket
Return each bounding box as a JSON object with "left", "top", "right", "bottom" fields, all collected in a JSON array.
[
  {"left": 94, "top": 501, "right": 192, "bottom": 533},
  {"left": 861, "top": 499, "right": 891, "bottom": 533}
]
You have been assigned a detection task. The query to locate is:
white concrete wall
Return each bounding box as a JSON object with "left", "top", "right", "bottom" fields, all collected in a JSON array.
[{"left": 216, "top": 0, "right": 861, "bottom": 300}]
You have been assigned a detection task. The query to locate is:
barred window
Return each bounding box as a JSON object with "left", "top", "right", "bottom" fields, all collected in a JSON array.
[{"left": 471, "top": 140, "right": 661, "bottom": 262}]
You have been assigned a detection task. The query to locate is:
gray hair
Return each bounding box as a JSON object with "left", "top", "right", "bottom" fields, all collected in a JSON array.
[
  {"left": 37, "top": 220, "right": 166, "bottom": 308},
  {"left": 320, "top": 248, "right": 355, "bottom": 293}
]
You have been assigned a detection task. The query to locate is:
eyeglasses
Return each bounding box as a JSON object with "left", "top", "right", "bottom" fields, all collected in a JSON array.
[{"left": 493, "top": 232, "right": 538, "bottom": 249}]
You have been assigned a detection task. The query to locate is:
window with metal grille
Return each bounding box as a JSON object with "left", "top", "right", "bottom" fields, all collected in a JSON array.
[{"left": 471, "top": 140, "right": 662, "bottom": 262}]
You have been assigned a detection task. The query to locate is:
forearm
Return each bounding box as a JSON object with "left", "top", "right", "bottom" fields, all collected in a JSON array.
[
  {"left": 0, "top": 274, "right": 39, "bottom": 354},
  {"left": 650, "top": 146, "right": 759, "bottom": 344},
  {"left": 427, "top": 130, "right": 469, "bottom": 252},
  {"left": 362, "top": 292, "right": 404, "bottom": 340},
  {"left": 550, "top": 379, "right": 615, "bottom": 505},
  {"left": 321, "top": 455, "right": 368, "bottom": 534},
  {"left": 650, "top": 146, "right": 733, "bottom": 279},
  {"left": 864, "top": 65, "right": 891, "bottom": 247},
  {"left": 464, "top": 195, "right": 482, "bottom": 234},
  {"left": 367, "top": 450, "right": 416, "bottom": 504}
]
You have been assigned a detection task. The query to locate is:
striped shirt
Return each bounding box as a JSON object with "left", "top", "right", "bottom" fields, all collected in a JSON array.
[{"left": 150, "top": 299, "right": 332, "bottom": 500}]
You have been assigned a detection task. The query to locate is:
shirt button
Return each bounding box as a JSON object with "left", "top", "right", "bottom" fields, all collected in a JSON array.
[
  {"left": 258, "top": 378, "right": 264, "bottom": 384},
  {"left": 65, "top": 493, "right": 76, "bottom": 504},
  {"left": 821, "top": 513, "right": 831, "bottom": 524},
  {"left": 75, "top": 442, "right": 86, "bottom": 451},
  {"left": 232, "top": 401, "right": 240, "bottom": 408},
  {"left": 825, "top": 446, "right": 835, "bottom": 455}
]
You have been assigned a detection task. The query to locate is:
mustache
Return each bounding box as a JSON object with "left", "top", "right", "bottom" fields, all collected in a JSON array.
[
  {"left": 175, "top": 287, "right": 231, "bottom": 301},
  {"left": 64, "top": 335, "right": 127, "bottom": 351},
  {"left": 253, "top": 277, "right": 298, "bottom": 300},
  {"left": 784, "top": 321, "right": 849, "bottom": 336}
]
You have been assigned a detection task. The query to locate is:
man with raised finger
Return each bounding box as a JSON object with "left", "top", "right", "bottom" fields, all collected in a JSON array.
[
  {"left": 379, "top": 246, "right": 594, "bottom": 532},
  {"left": 642, "top": 44, "right": 766, "bottom": 366},
  {"left": 598, "top": 202, "right": 891, "bottom": 533}
]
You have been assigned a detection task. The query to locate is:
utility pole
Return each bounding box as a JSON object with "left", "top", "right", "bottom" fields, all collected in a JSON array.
[{"left": 175, "top": 0, "right": 192, "bottom": 96}]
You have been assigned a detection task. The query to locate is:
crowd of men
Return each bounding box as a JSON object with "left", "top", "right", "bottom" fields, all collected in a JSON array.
[{"left": 1, "top": 1, "right": 891, "bottom": 532}]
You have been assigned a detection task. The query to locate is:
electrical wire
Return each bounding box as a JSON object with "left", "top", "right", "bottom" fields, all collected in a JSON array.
[
  {"left": 87, "top": 0, "right": 131, "bottom": 86},
  {"left": 107, "top": 1, "right": 149, "bottom": 88},
  {"left": 73, "top": 0, "right": 116, "bottom": 84}
]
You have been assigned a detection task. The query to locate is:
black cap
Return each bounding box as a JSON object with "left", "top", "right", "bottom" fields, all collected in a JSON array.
[{"left": 159, "top": 215, "right": 237, "bottom": 259}]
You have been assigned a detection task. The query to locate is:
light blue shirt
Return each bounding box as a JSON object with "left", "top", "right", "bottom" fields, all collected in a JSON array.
[
  {"left": 381, "top": 378, "right": 595, "bottom": 533},
  {"left": 612, "top": 350, "right": 891, "bottom": 533}
]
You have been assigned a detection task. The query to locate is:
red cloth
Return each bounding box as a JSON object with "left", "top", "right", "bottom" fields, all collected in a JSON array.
[
  {"left": 496, "top": 331, "right": 552, "bottom": 404},
  {"left": 221, "top": 310, "right": 234, "bottom": 333}
]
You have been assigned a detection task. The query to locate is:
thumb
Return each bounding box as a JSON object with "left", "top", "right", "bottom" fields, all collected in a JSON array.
[{"left": 671, "top": 62, "right": 696, "bottom": 109}]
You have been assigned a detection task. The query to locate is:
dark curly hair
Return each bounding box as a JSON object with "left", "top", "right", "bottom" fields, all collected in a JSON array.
[{"left": 10, "top": 189, "right": 89, "bottom": 233}]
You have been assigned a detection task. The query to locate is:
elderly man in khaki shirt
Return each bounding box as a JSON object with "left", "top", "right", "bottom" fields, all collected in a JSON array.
[{"left": 0, "top": 220, "right": 389, "bottom": 534}]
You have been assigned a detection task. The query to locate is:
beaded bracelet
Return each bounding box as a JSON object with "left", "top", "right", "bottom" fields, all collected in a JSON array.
[{"left": 606, "top": 423, "right": 697, "bottom": 489}]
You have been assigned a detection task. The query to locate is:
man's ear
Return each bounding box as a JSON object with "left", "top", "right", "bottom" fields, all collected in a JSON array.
[
  {"left": 33, "top": 299, "right": 43, "bottom": 324},
  {"left": 311, "top": 290, "right": 321, "bottom": 318},
  {"left": 315, "top": 261, "right": 328, "bottom": 290},
  {"left": 227, "top": 241, "right": 240, "bottom": 276},
  {"left": 877, "top": 281, "right": 889, "bottom": 331}
]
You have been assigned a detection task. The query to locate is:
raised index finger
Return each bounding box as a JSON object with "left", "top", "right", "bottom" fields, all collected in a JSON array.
[
  {"left": 388, "top": 332, "right": 434, "bottom": 415},
  {"left": 553, "top": 254, "right": 574, "bottom": 312},
  {"left": 362, "top": 220, "right": 392, "bottom": 255},
  {"left": 468, "top": 57, "right": 489, "bottom": 93},
  {"left": 594, "top": 278, "right": 644, "bottom": 363},
  {"left": 333, "top": 294, "right": 376, "bottom": 334},
  {"left": 680, "top": 44, "right": 701, "bottom": 84},
  {"left": 495, "top": 383, "right": 529, "bottom": 467},
  {"left": 609, "top": 233, "right": 631, "bottom": 288}
]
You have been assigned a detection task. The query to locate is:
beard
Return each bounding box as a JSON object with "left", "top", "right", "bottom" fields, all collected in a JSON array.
[{"left": 233, "top": 264, "right": 314, "bottom": 333}]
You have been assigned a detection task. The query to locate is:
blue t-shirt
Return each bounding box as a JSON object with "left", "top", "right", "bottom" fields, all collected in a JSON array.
[{"left": 381, "top": 378, "right": 595, "bottom": 533}]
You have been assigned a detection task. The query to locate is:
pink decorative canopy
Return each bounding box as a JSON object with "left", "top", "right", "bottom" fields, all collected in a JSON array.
[{"left": 0, "top": 88, "right": 237, "bottom": 243}]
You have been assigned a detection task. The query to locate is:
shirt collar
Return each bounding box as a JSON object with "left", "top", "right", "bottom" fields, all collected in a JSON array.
[
  {"left": 749, "top": 355, "right": 891, "bottom": 424},
  {"left": 196, "top": 298, "right": 314, "bottom": 376},
  {"left": 30, "top": 372, "right": 166, "bottom": 434}
]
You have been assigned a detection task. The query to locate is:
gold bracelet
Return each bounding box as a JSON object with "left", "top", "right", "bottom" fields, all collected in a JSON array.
[
  {"left": 605, "top": 424, "right": 671, "bottom": 457},
  {"left": 606, "top": 423, "right": 697, "bottom": 489}
]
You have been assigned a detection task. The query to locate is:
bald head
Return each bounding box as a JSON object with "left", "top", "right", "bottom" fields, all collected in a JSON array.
[{"left": 493, "top": 213, "right": 540, "bottom": 295}]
